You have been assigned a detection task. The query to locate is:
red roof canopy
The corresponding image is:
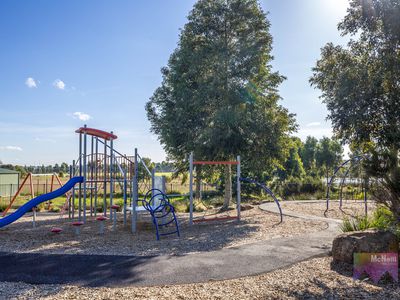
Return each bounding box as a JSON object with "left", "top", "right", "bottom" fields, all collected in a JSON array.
[{"left": 75, "top": 127, "right": 117, "bottom": 140}]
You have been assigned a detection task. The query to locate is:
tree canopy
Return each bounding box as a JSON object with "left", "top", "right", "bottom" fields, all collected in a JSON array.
[
  {"left": 310, "top": 0, "right": 400, "bottom": 218},
  {"left": 146, "top": 0, "right": 296, "bottom": 176},
  {"left": 310, "top": 0, "right": 400, "bottom": 151}
]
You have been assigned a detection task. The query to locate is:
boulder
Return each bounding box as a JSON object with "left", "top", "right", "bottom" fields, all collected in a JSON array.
[
  {"left": 332, "top": 229, "right": 399, "bottom": 264},
  {"left": 240, "top": 204, "right": 254, "bottom": 211}
]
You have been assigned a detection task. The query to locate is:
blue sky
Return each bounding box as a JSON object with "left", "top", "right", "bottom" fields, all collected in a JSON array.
[{"left": 0, "top": 0, "right": 349, "bottom": 165}]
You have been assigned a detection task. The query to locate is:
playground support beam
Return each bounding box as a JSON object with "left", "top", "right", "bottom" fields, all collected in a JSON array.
[
  {"left": 94, "top": 138, "right": 98, "bottom": 217},
  {"left": 237, "top": 155, "right": 241, "bottom": 221},
  {"left": 72, "top": 160, "right": 76, "bottom": 219},
  {"left": 189, "top": 153, "right": 241, "bottom": 225},
  {"left": 325, "top": 155, "right": 367, "bottom": 215},
  {"left": 189, "top": 153, "right": 194, "bottom": 225},
  {"left": 83, "top": 127, "right": 87, "bottom": 223},
  {"left": 69, "top": 164, "right": 72, "bottom": 219},
  {"left": 103, "top": 139, "right": 107, "bottom": 217},
  {"left": 90, "top": 136, "right": 94, "bottom": 217},
  {"left": 109, "top": 131, "right": 114, "bottom": 220},
  {"left": 131, "top": 148, "right": 139, "bottom": 233},
  {"left": 78, "top": 131, "right": 82, "bottom": 221}
]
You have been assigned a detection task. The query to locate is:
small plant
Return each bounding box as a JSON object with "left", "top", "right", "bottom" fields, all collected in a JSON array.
[
  {"left": 370, "top": 206, "right": 395, "bottom": 230},
  {"left": 340, "top": 215, "right": 372, "bottom": 232},
  {"left": 0, "top": 202, "right": 8, "bottom": 212},
  {"left": 34, "top": 203, "right": 46, "bottom": 212},
  {"left": 340, "top": 206, "right": 400, "bottom": 236},
  {"left": 113, "top": 199, "right": 124, "bottom": 211},
  {"left": 49, "top": 206, "right": 61, "bottom": 213}
]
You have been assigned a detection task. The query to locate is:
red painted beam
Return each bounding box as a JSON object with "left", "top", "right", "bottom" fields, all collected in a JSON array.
[
  {"left": 75, "top": 127, "right": 117, "bottom": 140},
  {"left": 193, "top": 161, "right": 239, "bottom": 165}
]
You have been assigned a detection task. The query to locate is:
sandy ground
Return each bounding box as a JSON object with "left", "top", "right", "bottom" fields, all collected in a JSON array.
[
  {"left": 0, "top": 256, "right": 398, "bottom": 300},
  {"left": 281, "top": 200, "right": 377, "bottom": 219},
  {"left": 0, "top": 206, "right": 326, "bottom": 256}
]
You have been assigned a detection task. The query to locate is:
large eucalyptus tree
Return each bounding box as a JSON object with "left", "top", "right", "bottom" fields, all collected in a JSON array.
[{"left": 147, "top": 0, "right": 296, "bottom": 208}]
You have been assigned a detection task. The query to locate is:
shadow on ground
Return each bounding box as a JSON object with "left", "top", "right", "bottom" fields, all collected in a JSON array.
[
  {"left": 0, "top": 209, "right": 271, "bottom": 256},
  {"left": 0, "top": 251, "right": 157, "bottom": 287}
]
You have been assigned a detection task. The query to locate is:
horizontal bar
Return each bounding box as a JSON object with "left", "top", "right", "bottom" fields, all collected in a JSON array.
[
  {"left": 193, "top": 216, "right": 238, "bottom": 223},
  {"left": 193, "top": 161, "right": 239, "bottom": 165}
]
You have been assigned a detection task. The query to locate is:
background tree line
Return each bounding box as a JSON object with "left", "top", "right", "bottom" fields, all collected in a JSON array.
[{"left": 0, "top": 162, "right": 70, "bottom": 178}]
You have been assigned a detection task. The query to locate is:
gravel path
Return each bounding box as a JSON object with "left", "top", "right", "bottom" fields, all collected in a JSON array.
[
  {"left": 0, "top": 206, "right": 325, "bottom": 256},
  {"left": 0, "top": 257, "right": 398, "bottom": 299},
  {"left": 281, "top": 200, "right": 377, "bottom": 219}
]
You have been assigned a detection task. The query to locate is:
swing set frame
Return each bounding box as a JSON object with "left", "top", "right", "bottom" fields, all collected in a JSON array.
[{"left": 188, "top": 152, "right": 241, "bottom": 225}]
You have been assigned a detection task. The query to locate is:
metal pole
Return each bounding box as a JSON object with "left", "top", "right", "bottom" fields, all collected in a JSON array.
[
  {"left": 237, "top": 155, "right": 241, "bottom": 221},
  {"left": 90, "top": 136, "right": 94, "bottom": 217},
  {"left": 69, "top": 164, "right": 72, "bottom": 219},
  {"left": 32, "top": 208, "right": 36, "bottom": 228},
  {"left": 94, "top": 138, "right": 98, "bottom": 217},
  {"left": 109, "top": 133, "right": 114, "bottom": 220},
  {"left": 103, "top": 139, "right": 107, "bottom": 217},
  {"left": 364, "top": 177, "right": 368, "bottom": 216},
  {"left": 72, "top": 160, "right": 76, "bottom": 219},
  {"left": 151, "top": 168, "right": 155, "bottom": 198},
  {"left": 78, "top": 133, "right": 82, "bottom": 221},
  {"left": 83, "top": 127, "right": 87, "bottom": 223},
  {"left": 123, "top": 174, "right": 127, "bottom": 225},
  {"left": 189, "top": 152, "right": 194, "bottom": 226},
  {"left": 131, "top": 148, "right": 139, "bottom": 233}
]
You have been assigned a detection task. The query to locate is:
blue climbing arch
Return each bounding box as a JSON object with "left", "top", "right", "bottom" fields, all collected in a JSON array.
[{"left": 240, "top": 177, "right": 283, "bottom": 223}]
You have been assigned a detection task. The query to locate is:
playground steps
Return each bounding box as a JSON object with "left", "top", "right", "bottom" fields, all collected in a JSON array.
[{"left": 151, "top": 207, "right": 180, "bottom": 240}]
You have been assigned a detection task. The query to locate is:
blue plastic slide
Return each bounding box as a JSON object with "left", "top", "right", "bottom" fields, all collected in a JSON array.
[{"left": 0, "top": 176, "right": 84, "bottom": 228}]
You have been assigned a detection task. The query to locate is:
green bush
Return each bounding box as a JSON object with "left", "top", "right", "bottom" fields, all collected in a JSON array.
[
  {"left": 340, "top": 206, "right": 400, "bottom": 237},
  {"left": 340, "top": 215, "right": 372, "bottom": 232},
  {"left": 370, "top": 206, "right": 395, "bottom": 230},
  {"left": 272, "top": 176, "right": 325, "bottom": 199},
  {"left": 0, "top": 202, "right": 8, "bottom": 212},
  {"left": 49, "top": 206, "right": 61, "bottom": 213},
  {"left": 113, "top": 199, "right": 124, "bottom": 211}
]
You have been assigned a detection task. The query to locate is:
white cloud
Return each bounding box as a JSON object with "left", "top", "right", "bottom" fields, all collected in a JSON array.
[
  {"left": 0, "top": 146, "right": 23, "bottom": 151},
  {"left": 295, "top": 127, "right": 333, "bottom": 141},
  {"left": 53, "top": 79, "right": 66, "bottom": 90},
  {"left": 306, "top": 122, "right": 321, "bottom": 127},
  {"left": 72, "top": 112, "right": 92, "bottom": 121},
  {"left": 25, "top": 77, "right": 37, "bottom": 88}
]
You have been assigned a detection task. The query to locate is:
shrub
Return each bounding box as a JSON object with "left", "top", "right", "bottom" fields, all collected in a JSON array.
[
  {"left": 49, "top": 206, "right": 61, "bottom": 213},
  {"left": 0, "top": 202, "right": 8, "bottom": 212},
  {"left": 370, "top": 206, "right": 396, "bottom": 231},
  {"left": 340, "top": 206, "right": 400, "bottom": 237},
  {"left": 113, "top": 199, "right": 124, "bottom": 211},
  {"left": 340, "top": 215, "right": 372, "bottom": 232}
]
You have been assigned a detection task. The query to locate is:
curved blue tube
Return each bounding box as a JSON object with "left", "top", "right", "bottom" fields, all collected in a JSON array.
[
  {"left": 240, "top": 177, "right": 283, "bottom": 223},
  {"left": 0, "top": 176, "right": 84, "bottom": 228}
]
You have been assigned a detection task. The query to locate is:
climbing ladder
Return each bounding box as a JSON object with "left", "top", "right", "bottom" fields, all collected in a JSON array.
[{"left": 141, "top": 189, "right": 180, "bottom": 240}]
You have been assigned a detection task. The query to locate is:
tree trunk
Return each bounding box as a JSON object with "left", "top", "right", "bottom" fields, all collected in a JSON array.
[
  {"left": 195, "top": 166, "right": 202, "bottom": 200},
  {"left": 222, "top": 164, "right": 232, "bottom": 210}
]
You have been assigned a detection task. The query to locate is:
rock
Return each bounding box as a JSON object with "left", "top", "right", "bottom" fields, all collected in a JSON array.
[
  {"left": 240, "top": 204, "right": 254, "bottom": 211},
  {"left": 332, "top": 229, "right": 399, "bottom": 264}
]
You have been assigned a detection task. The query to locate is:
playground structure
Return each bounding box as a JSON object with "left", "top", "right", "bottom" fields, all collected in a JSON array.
[
  {"left": 188, "top": 153, "right": 283, "bottom": 224},
  {"left": 0, "top": 126, "right": 167, "bottom": 237},
  {"left": 239, "top": 177, "right": 283, "bottom": 223},
  {"left": 2, "top": 172, "right": 66, "bottom": 217},
  {"left": 72, "top": 125, "right": 169, "bottom": 235},
  {"left": 188, "top": 153, "right": 241, "bottom": 224},
  {"left": 325, "top": 155, "right": 368, "bottom": 216},
  {"left": 0, "top": 125, "right": 284, "bottom": 239},
  {"left": 0, "top": 177, "right": 83, "bottom": 228}
]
